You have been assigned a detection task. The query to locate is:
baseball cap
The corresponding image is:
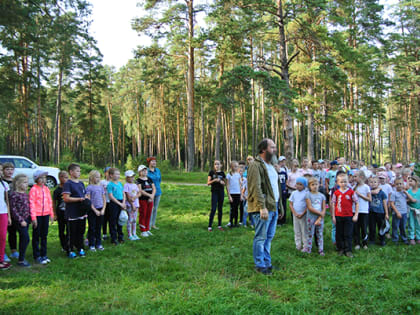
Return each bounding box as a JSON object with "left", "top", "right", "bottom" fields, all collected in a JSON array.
[
  {"left": 104, "top": 166, "right": 111, "bottom": 173},
  {"left": 318, "top": 159, "right": 324, "bottom": 163},
  {"left": 125, "top": 170, "right": 135, "bottom": 177},
  {"left": 138, "top": 165, "right": 147, "bottom": 172},
  {"left": 330, "top": 160, "right": 338, "bottom": 166},
  {"left": 378, "top": 172, "right": 387, "bottom": 179},
  {"left": 33, "top": 170, "right": 48, "bottom": 182},
  {"left": 409, "top": 163, "right": 415, "bottom": 167},
  {"left": 279, "top": 156, "right": 286, "bottom": 161},
  {"left": 395, "top": 163, "right": 403, "bottom": 168}
]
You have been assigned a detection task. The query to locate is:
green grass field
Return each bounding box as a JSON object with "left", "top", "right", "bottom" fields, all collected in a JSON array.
[{"left": 1, "top": 183, "right": 419, "bottom": 314}]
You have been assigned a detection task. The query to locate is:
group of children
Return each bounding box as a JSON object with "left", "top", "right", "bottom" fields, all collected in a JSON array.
[
  {"left": 207, "top": 157, "right": 420, "bottom": 258},
  {"left": 0, "top": 162, "right": 157, "bottom": 270}
]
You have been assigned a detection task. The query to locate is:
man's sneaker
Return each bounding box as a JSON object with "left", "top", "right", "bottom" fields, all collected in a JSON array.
[
  {"left": 42, "top": 256, "right": 51, "bottom": 263},
  {"left": 217, "top": 226, "right": 224, "bottom": 231},
  {"left": 147, "top": 231, "right": 153, "bottom": 236},
  {"left": 141, "top": 232, "right": 149, "bottom": 237},
  {"left": 10, "top": 251, "right": 19, "bottom": 259},
  {"left": 208, "top": 227, "right": 213, "bottom": 232},
  {"left": 96, "top": 245, "right": 105, "bottom": 251},
  {"left": 17, "top": 260, "right": 31, "bottom": 267},
  {"left": 79, "top": 249, "right": 86, "bottom": 257},
  {"left": 68, "top": 252, "right": 77, "bottom": 259},
  {"left": 355, "top": 245, "right": 360, "bottom": 250},
  {"left": 363, "top": 245, "right": 368, "bottom": 250},
  {"left": 255, "top": 266, "right": 272, "bottom": 276},
  {"left": 3, "top": 254, "right": 11, "bottom": 263},
  {"left": 345, "top": 252, "right": 354, "bottom": 258},
  {"left": 0, "top": 262, "right": 11, "bottom": 270},
  {"left": 36, "top": 257, "right": 47, "bottom": 265},
  {"left": 89, "top": 246, "right": 96, "bottom": 252}
]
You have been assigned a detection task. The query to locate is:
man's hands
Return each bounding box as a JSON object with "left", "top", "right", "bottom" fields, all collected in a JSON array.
[{"left": 260, "top": 208, "right": 269, "bottom": 220}]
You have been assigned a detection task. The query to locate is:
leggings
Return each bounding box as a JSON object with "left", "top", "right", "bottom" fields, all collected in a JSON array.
[
  {"left": 209, "top": 190, "right": 224, "bottom": 228},
  {"left": 229, "top": 194, "right": 241, "bottom": 226}
]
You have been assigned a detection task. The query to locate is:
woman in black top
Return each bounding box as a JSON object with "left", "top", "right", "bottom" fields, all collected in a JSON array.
[{"left": 207, "top": 160, "right": 226, "bottom": 231}]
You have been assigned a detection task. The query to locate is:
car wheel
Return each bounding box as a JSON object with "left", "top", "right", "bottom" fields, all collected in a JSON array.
[{"left": 46, "top": 176, "right": 57, "bottom": 189}]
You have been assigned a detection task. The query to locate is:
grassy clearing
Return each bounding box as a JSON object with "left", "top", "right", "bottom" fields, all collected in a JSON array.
[
  {"left": 163, "top": 170, "right": 207, "bottom": 184},
  {"left": 0, "top": 183, "right": 419, "bottom": 314}
]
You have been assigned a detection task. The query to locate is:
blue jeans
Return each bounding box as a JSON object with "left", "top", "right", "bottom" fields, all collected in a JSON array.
[
  {"left": 150, "top": 195, "right": 161, "bottom": 227},
  {"left": 252, "top": 207, "right": 278, "bottom": 268},
  {"left": 392, "top": 213, "right": 408, "bottom": 242},
  {"left": 242, "top": 201, "right": 248, "bottom": 226}
]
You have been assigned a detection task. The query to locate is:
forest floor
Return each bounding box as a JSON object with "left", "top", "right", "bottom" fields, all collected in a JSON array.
[{"left": 0, "top": 182, "right": 419, "bottom": 314}]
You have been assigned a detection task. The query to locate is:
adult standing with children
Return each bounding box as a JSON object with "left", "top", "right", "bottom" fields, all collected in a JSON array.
[
  {"left": 247, "top": 138, "right": 284, "bottom": 275},
  {"left": 147, "top": 157, "right": 162, "bottom": 230}
]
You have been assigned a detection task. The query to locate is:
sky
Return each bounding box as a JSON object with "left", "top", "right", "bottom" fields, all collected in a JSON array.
[
  {"left": 89, "top": 0, "right": 399, "bottom": 70},
  {"left": 89, "top": 0, "right": 145, "bottom": 70}
]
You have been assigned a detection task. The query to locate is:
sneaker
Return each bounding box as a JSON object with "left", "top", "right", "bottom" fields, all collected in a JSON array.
[
  {"left": 152, "top": 226, "right": 159, "bottom": 230},
  {"left": 410, "top": 239, "right": 416, "bottom": 245},
  {"left": 119, "top": 239, "right": 125, "bottom": 244},
  {"left": 0, "top": 262, "right": 11, "bottom": 270},
  {"left": 89, "top": 246, "right": 96, "bottom": 252},
  {"left": 255, "top": 266, "right": 272, "bottom": 275},
  {"left": 141, "top": 232, "right": 149, "bottom": 237},
  {"left": 338, "top": 250, "right": 344, "bottom": 256},
  {"left": 208, "top": 227, "right": 213, "bottom": 232},
  {"left": 403, "top": 240, "right": 410, "bottom": 245},
  {"left": 96, "top": 245, "right": 105, "bottom": 251},
  {"left": 226, "top": 222, "right": 232, "bottom": 228},
  {"left": 355, "top": 245, "right": 360, "bottom": 250},
  {"left": 17, "top": 260, "right": 31, "bottom": 267},
  {"left": 42, "top": 256, "right": 51, "bottom": 263},
  {"left": 3, "top": 253, "right": 11, "bottom": 263},
  {"left": 380, "top": 240, "right": 386, "bottom": 246},
  {"left": 301, "top": 248, "right": 310, "bottom": 253},
  {"left": 10, "top": 251, "right": 19, "bottom": 259},
  {"left": 218, "top": 226, "right": 224, "bottom": 231},
  {"left": 133, "top": 235, "right": 140, "bottom": 240},
  {"left": 147, "top": 231, "right": 153, "bottom": 236},
  {"left": 363, "top": 245, "right": 368, "bottom": 250},
  {"left": 84, "top": 239, "right": 89, "bottom": 246},
  {"left": 68, "top": 252, "right": 77, "bottom": 259},
  {"left": 345, "top": 252, "right": 354, "bottom": 258},
  {"left": 103, "top": 234, "right": 108, "bottom": 240},
  {"left": 319, "top": 251, "right": 325, "bottom": 256},
  {"left": 78, "top": 249, "right": 86, "bottom": 257},
  {"left": 36, "top": 257, "right": 48, "bottom": 265}
]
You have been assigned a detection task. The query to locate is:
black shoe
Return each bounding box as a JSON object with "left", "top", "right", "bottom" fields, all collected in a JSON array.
[
  {"left": 345, "top": 252, "right": 354, "bottom": 258},
  {"left": 338, "top": 250, "right": 344, "bottom": 256},
  {"left": 380, "top": 240, "right": 386, "bottom": 246},
  {"left": 255, "top": 266, "right": 272, "bottom": 275}
]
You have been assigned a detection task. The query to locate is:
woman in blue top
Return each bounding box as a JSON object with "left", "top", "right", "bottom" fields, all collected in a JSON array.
[{"left": 147, "top": 157, "right": 162, "bottom": 230}]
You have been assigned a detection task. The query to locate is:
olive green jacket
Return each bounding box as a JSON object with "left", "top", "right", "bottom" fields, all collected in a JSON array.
[{"left": 247, "top": 156, "right": 284, "bottom": 216}]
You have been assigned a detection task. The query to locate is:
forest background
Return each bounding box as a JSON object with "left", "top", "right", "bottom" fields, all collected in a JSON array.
[{"left": 0, "top": 0, "right": 419, "bottom": 172}]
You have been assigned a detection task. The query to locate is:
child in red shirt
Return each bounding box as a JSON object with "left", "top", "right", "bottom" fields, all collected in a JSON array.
[{"left": 331, "top": 173, "right": 359, "bottom": 257}]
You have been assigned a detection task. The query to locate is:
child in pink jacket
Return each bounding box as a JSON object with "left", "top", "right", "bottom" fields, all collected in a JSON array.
[{"left": 29, "top": 170, "right": 54, "bottom": 265}]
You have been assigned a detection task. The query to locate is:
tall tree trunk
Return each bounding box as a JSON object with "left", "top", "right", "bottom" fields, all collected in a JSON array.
[
  {"left": 277, "top": 0, "right": 294, "bottom": 159},
  {"left": 53, "top": 66, "right": 63, "bottom": 164},
  {"left": 186, "top": 0, "right": 195, "bottom": 172},
  {"left": 107, "top": 99, "right": 115, "bottom": 165}
]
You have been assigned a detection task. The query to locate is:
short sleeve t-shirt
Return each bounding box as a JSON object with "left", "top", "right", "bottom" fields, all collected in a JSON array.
[
  {"left": 63, "top": 180, "right": 86, "bottom": 219},
  {"left": 390, "top": 191, "right": 408, "bottom": 214},
  {"left": 264, "top": 161, "right": 279, "bottom": 202},
  {"left": 86, "top": 185, "right": 105, "bottom": 209},
  {"left": 53, "top": 186, "right": 66, "bottom": 212},
  {"left": 289, "top": 189, "right": 307, "bottom": 215},
  {"left": 136, "top": 177, "right": 154, "bottom": 201},
  {"left": 306, "top": 192, "right": 326, "bottom": 220},
  {"left": 107, "top": 181, "right": 124, "bottom": 201},
  {"left": 407, "top": 189, "right": 420, "bottom": 209},
  {"left": 208, "top": 170, "right": 226, "bottom": 192},
  {"left": 332, "top": 188, "right": 358, "bottom": 217},
  {"left": 380, "top": 184, "right": 393, "bottom": 200},
  {"left": 278, "top": 167, "right": 288, "bottom": 194},
  {"left": 370, "top": 190, "right": 387, "bottom": 214},
  {"left": 287, "top": 169, "right": 303, "bottom": 191},
  {"left": 227, "top": 172, "right": 241, "bottom": 194},
  {"left": 0, "top": 180, "right": 10, "bottom": 214},
  {"left": 124, "top": 183, "right": 140, "bottom": 208},
  {"left": 354, "top": 184, "right": 371, "bottom": 214},
  {"left": 326, "top": 170, "right": 338, "bottom": 189}
]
